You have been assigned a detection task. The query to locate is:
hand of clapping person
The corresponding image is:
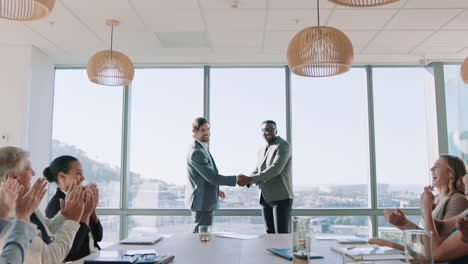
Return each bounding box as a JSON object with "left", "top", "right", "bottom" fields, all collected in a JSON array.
[
  {"left": 60, "top": 181, "right": 85, "bottom": 223},
  {"left": 0, "top": 178, "right": 20, "bottom": 219},
  {"left": 81, "top": 183, "right": 98, "bottom": 225},
  {"left": 420, "top": 185, "right": 435, "bottom": 213},
  {"left": 384, "top": 208, "right": 408, "bottom": 229},
  {"left": 15, "top": 178, "right": 47, "bottom": 222}
]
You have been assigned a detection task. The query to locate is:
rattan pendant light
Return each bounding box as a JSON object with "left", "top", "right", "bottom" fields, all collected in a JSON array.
[
  {"left": 87, "top": 20, "right": 134, "bottom": 86},
  {"left": 287, "top": 0, "right": 354, "bottom": 77},
  {"left": 461, "top": 58, "right": 468, "bottom": 84},
  {"left": 0, "top": 0, "right": 55, "bottom": 21},
  {"left": 328, "top": 0, "right": 399, "bottom": 7}
]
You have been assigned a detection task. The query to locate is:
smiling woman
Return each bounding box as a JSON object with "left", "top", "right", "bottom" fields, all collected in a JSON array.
[{"left": 430, "top": 155, "right": 468, "bottom": 221}]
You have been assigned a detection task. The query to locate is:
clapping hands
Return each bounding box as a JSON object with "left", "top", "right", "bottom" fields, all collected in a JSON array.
[
  {"left": 420, "top": 185, "right": 435, "bottom": 212},
  {"left": 236, "top": 174, "right": 251, "bottom": 187},
  {"left": 0, "top": 178, "right": 20, "bottom": 219},
  {"left": 384, "top": 208, "right": 408, "bottom": 229}
]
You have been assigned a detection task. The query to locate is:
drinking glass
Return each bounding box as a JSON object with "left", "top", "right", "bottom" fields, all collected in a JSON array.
[
  {"left": 198, "top": 225, "right": 212, "bottom": 242},
  {"left": 292, "top": 216, "right": 310, "bottom": 264},
  {"left": 404, "top": 229, "right": 433, "bottom": 264}
]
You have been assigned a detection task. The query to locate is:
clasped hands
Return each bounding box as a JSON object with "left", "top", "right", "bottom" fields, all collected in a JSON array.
[{"left": 236, "top": 174, "right": 252, "bottom": 187}]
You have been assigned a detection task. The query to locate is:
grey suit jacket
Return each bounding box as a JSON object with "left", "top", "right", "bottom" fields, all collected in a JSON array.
[
  {"left": 185, "top": 140, "right": 237, "bottom": 211},
  {"left": 0, "top": 218, "right": 36, "bottom": 264},
  {"left": 251, "top": 136, "right": 293, "bottom": 202}
]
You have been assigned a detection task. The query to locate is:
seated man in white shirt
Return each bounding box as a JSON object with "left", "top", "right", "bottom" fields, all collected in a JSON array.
[{"left": 0, "top": 146, "right": 86, "bottom": 264}]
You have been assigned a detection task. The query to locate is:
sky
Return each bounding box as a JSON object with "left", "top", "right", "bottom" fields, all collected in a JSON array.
[{"left": 52, "top": 67, "right": 438, "bottom": 188}]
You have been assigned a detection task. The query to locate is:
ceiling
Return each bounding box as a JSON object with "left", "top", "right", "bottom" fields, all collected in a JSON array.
[{"left": 2, "top": 0, "right": 468, "bottom": 65}]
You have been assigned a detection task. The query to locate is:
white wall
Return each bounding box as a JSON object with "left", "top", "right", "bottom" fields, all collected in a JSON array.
[
  {"left": 28, "top": 46, "right": 55, "bottom": 177},
  {"left": 0, "top": 44, "right": 55, "bottom": 177},
  {"left": 0, "top": 45, "right": 31, "bottom": 148}
]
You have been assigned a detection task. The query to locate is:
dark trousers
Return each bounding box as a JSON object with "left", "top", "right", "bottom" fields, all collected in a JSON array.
[
  {"left": 260, "top": 194, "right": 293, "bottom": 234},
  {"left": 192, "top": 211, "right": 213, "bottom": 233}
]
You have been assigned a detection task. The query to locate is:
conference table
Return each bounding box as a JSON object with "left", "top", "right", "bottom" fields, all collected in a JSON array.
[{"left": 75, "top": 233, "right": 404, "bottom": 264}]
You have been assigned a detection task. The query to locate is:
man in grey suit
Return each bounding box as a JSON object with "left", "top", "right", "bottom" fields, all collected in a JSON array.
[
  {"left": 185, "top": 117, "right": 249, "bottom": 233},
  {"left": 242, "top": 120, "right": 293, "bottom": 233}
]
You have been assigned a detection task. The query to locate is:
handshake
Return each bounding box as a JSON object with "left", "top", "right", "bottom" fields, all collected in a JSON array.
[{"left": 236, "top": 174, "right": 252, "bottom": 187}]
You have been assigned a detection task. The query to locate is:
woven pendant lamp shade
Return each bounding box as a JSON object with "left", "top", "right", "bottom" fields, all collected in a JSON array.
[
  {"left": 87, "top": 50, "right": 134, "bottom": 86},
  {"left": 87, "top": 20, "right": 134, "bottom": 86},
  {"left": 328, "top": 0, "right": 399, "bottom": 7},
  {"left": 461, "top": 58, "right": 468, "bottom": 84},
  {"left": 0, "top": 0, "right": 55, "bottom": 21},
  {"left": 287, "top": 26, "right": 354, "bottom": 77}
]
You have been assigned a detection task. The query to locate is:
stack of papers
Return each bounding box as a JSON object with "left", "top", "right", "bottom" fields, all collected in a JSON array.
[
  {"left": 119, "top": 235, "right": 163, "bottom": 245},
  {"left": 331, "top": 245, "right": 405, "bottom": 261},
  {"left": 214, "top": 232, "right": 261, "bottom": 240}
]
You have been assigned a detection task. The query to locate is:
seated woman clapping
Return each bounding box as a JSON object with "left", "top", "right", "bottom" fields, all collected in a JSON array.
[
  {"left": 420, "top": 174, "right": 468, "bottom": 263},
  {"left": 43, "top": 155, "right": 102, "bottom": 262}
]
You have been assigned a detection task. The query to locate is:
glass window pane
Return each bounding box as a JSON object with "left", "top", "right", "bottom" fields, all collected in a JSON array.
[
  {"left": 291, "top": 68, "right": 370, "bottom": 208},
  {"left": 52, "top": 69, "right": 123, "bottom": 208},
  {"left": 128, "top": 68, "right": 203, "bottom": 209},
  {"left": 99, "top": 215, "right": 120, "bottom": 248},
  {"left": 128, "top": 216, "right": 193, "bottom": 235},
  {"left": 444, "top": 64, "right": 468, "bottom": 163},
  {"left": 311, "top": 216, "right": 370, "bottom": 239},
  {"left": 210, "top": 68, "right": 286, "bottom": 209},
  {"left": 373, "top": 67, "right": 432, "bottom": 208},
  {"left": 127, "top": 216, "right": 265, "bottom": 235},
  {"left": 378, "top": 215, "right": 421, "bottom": 245}
]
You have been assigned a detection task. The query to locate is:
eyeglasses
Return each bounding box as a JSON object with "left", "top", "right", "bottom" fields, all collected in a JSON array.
[{"left": 261, "top": 127, "right": 276, "bottom": 133}]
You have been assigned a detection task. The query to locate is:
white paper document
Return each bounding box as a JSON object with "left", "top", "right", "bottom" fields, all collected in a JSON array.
[
  {"left": 314, "top": 235, "right": 360, "bottom": 240},
  {"left": 214, "top": 232, "right": 261, "bottom": 240}
]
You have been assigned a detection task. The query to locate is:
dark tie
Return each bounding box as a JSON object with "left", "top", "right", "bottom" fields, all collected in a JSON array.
[{"left": 30, "top": 212, "right": 52, "bottom": 244}]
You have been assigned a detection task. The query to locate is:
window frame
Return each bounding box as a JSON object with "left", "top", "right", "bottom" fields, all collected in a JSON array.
[{"left": 52, "top": 64, "right": 446, "bottom": 240}]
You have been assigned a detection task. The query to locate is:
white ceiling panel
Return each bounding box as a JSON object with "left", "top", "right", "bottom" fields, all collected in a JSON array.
[
  {"left": 386, "top": 9, "right": 462, "bottom": 30},
  {"left": 61, "top": 0, "right": 145, "bottom": 33},
  {"left": 365, "top": 31, "right": 433, "bottom": 53},
  {"left": 2, "top": 0, "right": 468, "bottom": 64},
  {"left": 263, "top": 31, "right": 296, "bottom": 53},
  {"left": 111, "top": 32, "right": 162, "bottom": 55},
  {"left": 405, "top": 0, "right": 468, "bottom": 8},
  {"left": 343, "top": 31, "right": 377, "bottom": 53},
  {"left": 205, "top": 9, "right": 266, "bottom": 31},
  {"left": 411, "top": 46, "right": 464, "bottom": 54},
  {"left": 424, "top": 31, "right": 468, "bottom": 46},
  {"left": 267, "top": 9, "right": 333, "bottom": 31},
  {"left": 269, "top": 0, "right": 335, "bottom": 9},
  {"left": 213, "top": 47, "right": 261, "bottom": 55},
  {"left": 129, "top": 0, "right": 199, "bottom": 9},
  {"left": 200, "top": 0, "right": 266, "bottom": 9},
  {"left": 26, "top": 2, "right": 104, "bottom": 53},
  {"left": 443, "top": 10, "right": 468, "bottom": 30},
  {"left": 137, "top": 8, "right": 205, "bottom": 32},
  {"left": 327, "top": 9, "right": 397, "bottom": 30},
  {"left": 210, "top": 31, "right": 263, "bottom": 48},
  {"left": 61, "top": 0, "right": 128, "bottom": 10}
]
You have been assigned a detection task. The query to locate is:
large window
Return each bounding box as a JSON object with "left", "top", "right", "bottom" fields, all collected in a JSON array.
[
  {"left": 210, "top": 67, "right": 286, "bottom": 208},
  {"left": 127, "top": 68, "right": 203, "bottom": 209},
  {"left": 444, "top": 64, "right": 468, "bottom": 164},
  {"left": 373, "top": 68, "right": 433, "bottom": 208},
  {"left": 52, "top": 65, "right": 441, "bottom": 241},
  {"left": 52, "top": 69, "right": 123, "bottom": 209},
  {"left": 291, "top": 68, "right": 370, "bottom": 208}
]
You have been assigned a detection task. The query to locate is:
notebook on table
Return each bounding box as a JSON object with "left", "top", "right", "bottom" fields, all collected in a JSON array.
[
  {"left": 331, "top": 245, "right": 405, "bottom": 261},
  {"left": 267, "top": 248, "right": 324, "bottom": 260},
  {"left": 83, "top": 252, "right": 174, "bottom": 264},
  {"left": 120, "top": 235, "right": 163, "bottom": 245}
]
